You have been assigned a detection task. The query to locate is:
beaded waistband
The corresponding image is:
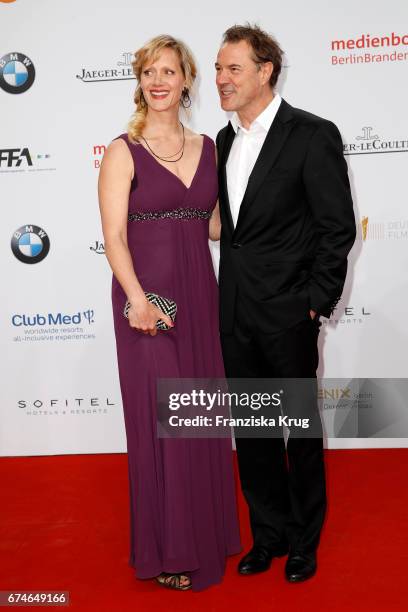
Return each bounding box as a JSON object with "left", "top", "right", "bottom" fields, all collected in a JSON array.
[{"left": 128, "top": 207, "right": 211, "bottom": 222}]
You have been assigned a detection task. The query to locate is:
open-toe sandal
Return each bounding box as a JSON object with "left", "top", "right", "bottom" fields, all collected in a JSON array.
[{"left": 155, "top": 572, "right": 191, "bottom": 591}]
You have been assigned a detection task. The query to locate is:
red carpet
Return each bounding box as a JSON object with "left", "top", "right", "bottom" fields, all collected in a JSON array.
[{"left": 1, "top": 450, "right": 407, "bottom": 611}]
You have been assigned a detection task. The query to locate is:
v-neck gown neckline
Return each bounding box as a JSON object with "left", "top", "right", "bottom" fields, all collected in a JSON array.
[
  {"left": 137, "top": 134, "right": 205, "bottom": 192},
  {"left": 110, "top": 131, "right": 242, "bottom": 592}
]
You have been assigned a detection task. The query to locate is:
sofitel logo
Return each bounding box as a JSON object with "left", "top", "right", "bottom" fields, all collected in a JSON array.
[
  {"left": 344, "top": 127, "right": 408, "bottom": 155},
  {"left": 18, "top": 397, "right": 115, "bottom": 408},
  {"left": 325, "top": 305, "right": 372, "bottom": 326},
  {"left": 76, "top": 52, "right": 135, "bottom": 83},
  {"left": 18, "top": 397, "right": 116, "bottom": 417}
]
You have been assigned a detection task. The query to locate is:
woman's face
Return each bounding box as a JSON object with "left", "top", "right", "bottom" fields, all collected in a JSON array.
[{"left": 140, "top": 47, "right": 186, "bottom": 112}]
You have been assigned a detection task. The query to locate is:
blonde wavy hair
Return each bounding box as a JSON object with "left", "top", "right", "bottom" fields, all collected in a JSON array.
[{"left": 127, "top": 35, "right": 197, "bottom": 144}]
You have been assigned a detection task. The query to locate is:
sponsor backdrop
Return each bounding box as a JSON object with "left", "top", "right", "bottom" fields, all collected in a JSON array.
[{"left": 1, "top": 0, "right": 407, "bottom": 455}]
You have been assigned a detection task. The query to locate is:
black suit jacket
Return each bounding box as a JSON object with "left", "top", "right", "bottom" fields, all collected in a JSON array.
[{"left": 216, "top": 98, "right": 356, "bottom": 333}]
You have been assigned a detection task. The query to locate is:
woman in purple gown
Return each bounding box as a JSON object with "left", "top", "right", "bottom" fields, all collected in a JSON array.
[{"left": 98, "top": 35, "right": 241, "bottom": 591}]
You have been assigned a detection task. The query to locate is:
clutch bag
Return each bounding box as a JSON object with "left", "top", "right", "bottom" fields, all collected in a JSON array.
[{"left": 123, "top": 292, "right": 177, "bottom": 330}]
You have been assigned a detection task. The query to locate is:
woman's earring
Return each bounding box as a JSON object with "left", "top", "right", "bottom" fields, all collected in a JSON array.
[{"left": 181, "top": 88, "right": 191, "bottom": 108}]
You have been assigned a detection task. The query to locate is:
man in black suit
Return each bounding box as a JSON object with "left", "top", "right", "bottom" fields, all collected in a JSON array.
[{"left": 215, "top": 24, "right": 356, "bottom": 582}]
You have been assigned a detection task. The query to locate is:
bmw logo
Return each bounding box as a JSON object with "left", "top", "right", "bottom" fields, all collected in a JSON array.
[
  {"left": 0, "top": 52, "right": 35, "bottom": 94},
  {"left": 11, "top": 225, "right": 50, "bottom": 264}
]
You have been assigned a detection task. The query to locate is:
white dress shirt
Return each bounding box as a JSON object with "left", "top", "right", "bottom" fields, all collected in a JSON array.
[{"left": 226, "top": 93, "right": 282, "bottom": 227}]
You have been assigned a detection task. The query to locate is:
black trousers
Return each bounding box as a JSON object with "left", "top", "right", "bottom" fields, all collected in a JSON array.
[{"left": 221, "top": 296, "right": 326, "bottom": 556}]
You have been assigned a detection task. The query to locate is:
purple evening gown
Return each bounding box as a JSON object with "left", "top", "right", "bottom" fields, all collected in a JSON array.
[{"left": 111, "top": 133, "right": 241, "bottom": 591}]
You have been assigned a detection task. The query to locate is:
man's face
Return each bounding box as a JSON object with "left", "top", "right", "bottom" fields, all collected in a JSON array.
[{"left": 215, "top": 40, "right": 269, "bottom": 113}]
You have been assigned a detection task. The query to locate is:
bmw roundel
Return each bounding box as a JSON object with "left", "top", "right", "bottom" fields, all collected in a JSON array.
[
  {"left": 0, "top": 52, "right": 35, "bottom": 94},
  {"left": 11, "top": 225, "right": 50, "bottom": 263}
]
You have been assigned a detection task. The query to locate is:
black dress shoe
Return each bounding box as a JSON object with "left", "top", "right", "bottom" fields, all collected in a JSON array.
[
  {"left": 238, "top": 545, "right": 288, "bottom": 575},
  {"left": 285, "top": 552, "right": 317, "bottom": 582}
]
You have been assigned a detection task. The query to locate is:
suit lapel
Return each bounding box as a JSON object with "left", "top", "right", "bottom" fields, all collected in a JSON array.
[
  {"left": 234, "top": 98, "right": 296, "bottom": 235},
  {"left": 218, "top": 122, "right": 236, "bottom": 234}
]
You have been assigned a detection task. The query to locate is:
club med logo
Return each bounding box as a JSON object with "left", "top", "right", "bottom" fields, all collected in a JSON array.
[
  {"left": 90, "top": 240, "right": 105, "bottom": 254},
  {"left": 11, "top": 309, "right": 97, "bottom": 343},
  {"left": 92, "top": 144, "right": 106, "bottom": 168},
  {"left": 0, "top": 147, "right": 55, "bottom": 173},
  {"left": 76, "top": 52, "right": 135, "bottom": 83},
  {"left": 11, "top": 224, "right": 50, "bottom": 263},
  {"left": 0, "top": 52, "right": 35, "bottom": 93},
  {"left": 358, "top": 217, "right": 408, "bottom": 241},
  {"left": 343, "top": 127, "right": 408, "bottom": 156},
  {"left": 331, "top": 32, "right": 408, "bottom": 65},
  {"left": 12, "top": 310, "right": 95, "bottom": 327}
]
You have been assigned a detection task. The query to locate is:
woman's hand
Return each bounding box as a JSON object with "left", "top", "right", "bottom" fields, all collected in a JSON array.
[{"left": 127, "top": 296, "right": 174, "bottom": 336}]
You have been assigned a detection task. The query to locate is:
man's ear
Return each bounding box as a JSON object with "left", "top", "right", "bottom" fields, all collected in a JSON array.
[{"left": 260, "top": 61, "right": 274, "bottom": 86}]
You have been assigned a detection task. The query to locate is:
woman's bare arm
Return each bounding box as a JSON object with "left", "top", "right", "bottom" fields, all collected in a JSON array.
[{"left": 98, "top": 139, "right": 172, "bottom": 334}]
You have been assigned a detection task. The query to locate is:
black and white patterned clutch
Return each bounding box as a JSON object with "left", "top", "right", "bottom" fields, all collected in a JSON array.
[{"left": 123, "top": 292, "right": 177, "bottom": 330}]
